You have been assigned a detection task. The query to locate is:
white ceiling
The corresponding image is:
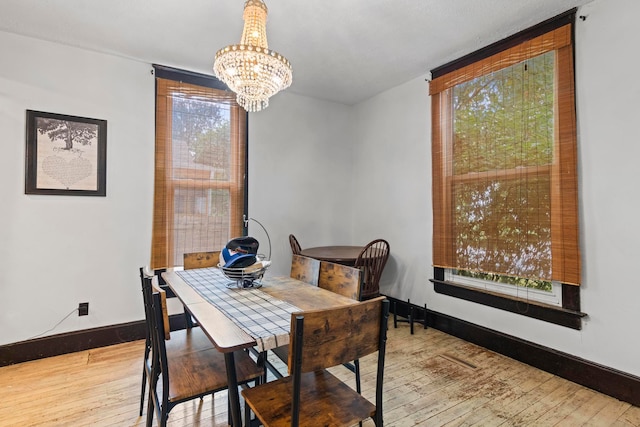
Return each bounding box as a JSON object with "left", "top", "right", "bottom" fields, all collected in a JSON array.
[{"left": 0, "top": 0, "right": 594, "bottom": 105}]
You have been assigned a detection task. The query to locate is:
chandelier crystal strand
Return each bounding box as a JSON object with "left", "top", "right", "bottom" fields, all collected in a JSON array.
[{"left": 213, "top": 0, "right": 292, "bottom": 112}]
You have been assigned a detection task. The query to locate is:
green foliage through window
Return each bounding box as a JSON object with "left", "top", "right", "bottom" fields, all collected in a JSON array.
[
  {"left": 453, "top": 269, "right": 553, "bottom": 292},
  {"left": 172, "top": 96, "right": 232, "bottom": 178},
  {"left": 451, "top": 51, "right": 554, "bottom": 282}
]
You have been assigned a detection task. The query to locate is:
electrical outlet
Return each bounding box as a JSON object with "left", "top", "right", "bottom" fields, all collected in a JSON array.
[{"left": 78, "top": 302, "right": 89, "bottom": 316}]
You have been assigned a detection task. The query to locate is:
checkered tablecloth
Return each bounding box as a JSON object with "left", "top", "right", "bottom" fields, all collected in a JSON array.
[{"left": 176, "top": 268, "right": 300, "bottom": 351}]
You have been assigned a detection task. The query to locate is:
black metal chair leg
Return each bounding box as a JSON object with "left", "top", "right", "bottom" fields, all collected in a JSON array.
[
  {"left": 393, "top": 301, "right": 398, "bottom": 328},
  {"left": 411, "top": 306, "right": 417, "bottom": 334},
  {"left": 422, "top": 304, "right": 428, "bottom": 330},
  {"left": 139, "top": 365, "right": 147, "bottom": 416}
]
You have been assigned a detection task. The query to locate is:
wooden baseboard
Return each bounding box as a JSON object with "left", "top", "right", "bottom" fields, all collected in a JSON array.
[
  {"left": 387, "top": 296, "right": 640, "bottom": 408},
  {"left": 0, "top": 314, "right": 187, "bottom": 367}
]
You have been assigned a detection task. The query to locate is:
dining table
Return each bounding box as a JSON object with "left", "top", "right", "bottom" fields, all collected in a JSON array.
[
  {"left": 299, "top": 245, "right": 364, "bottom": 266},
  {"left": 161, "top": 266, "right": 359, "bottom": 427}
]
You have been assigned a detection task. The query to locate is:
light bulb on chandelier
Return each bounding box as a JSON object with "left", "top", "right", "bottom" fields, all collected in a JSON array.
[{"left": 213, "top": 0, "right": 293, "bottom": 112}]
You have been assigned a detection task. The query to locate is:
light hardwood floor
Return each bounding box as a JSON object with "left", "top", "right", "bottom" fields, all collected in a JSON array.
[{"left": 1, "top": 324, "right": 639, "bottom": 426}]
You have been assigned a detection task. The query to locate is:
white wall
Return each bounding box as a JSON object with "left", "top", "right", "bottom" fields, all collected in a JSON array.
[
  {"left": 351, "top": 0, "right": 640, "bottom": 377},
  {"left": 351, "top": 76, "right": 432, "bottom": 304},
  {"left": 247, "top": 92, "right": 354, "bottom": 277},
  {"left": 0, "top": 31, "right": 156, "bottom": 345},
  {"left": 0, "top": 31, "right": 350, "bottom": 345}
]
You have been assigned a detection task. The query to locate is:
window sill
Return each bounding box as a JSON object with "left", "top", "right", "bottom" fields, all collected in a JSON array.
[{"left": 430, "top": 278, "right": 586, "bottom": 330}]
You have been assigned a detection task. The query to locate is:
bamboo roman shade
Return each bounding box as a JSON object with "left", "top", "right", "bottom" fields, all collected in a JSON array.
[
  {"left": 430, "top": 12, "right": 580, "bottom": 285},
  {"left": 151, "top": 74, "right": 247, "bottom": 269}
]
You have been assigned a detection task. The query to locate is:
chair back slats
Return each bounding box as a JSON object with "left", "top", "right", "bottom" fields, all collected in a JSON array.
[
  {"left": 318, "top": 261, "right": 362, "bottom": 301},
  {"left": 139, "top": 268, "right": 154, "bottom": 340},
  {"left": 290, "top": 254, "right": 320, "bottom": 286},
  {"left": 289, "top": 296, "right": 388, "bottom": 374},
  {"left": 354, "top": 239, "right": 390, "bottom": 300},
  {"left": 138, "top": 268, "right": 154, "bottom": 415},
  {"left": 289, "top": 234, "right": 302, "bottom": 255},
  {"left": 183, "top": 251, "right": 221, "bottom": 270}
]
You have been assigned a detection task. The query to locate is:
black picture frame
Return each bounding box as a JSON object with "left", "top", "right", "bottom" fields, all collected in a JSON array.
[{"left": 25, "top": 110, "right": 107, "bottom": 196}]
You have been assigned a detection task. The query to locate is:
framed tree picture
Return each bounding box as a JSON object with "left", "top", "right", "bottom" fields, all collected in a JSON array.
[{"left": 25, "top": 110, "right": 107, "bottom": 196}]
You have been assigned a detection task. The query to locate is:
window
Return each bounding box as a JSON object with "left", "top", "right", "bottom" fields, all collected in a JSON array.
[
  {"left": 151, "top": 66, "right": 247, "bottom": 269},
  {"left": 430, "top": 11, "right": 582, "bottom": 326}
]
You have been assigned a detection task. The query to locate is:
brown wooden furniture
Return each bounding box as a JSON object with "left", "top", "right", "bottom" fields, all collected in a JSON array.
[
  {"left": 242, "top": 297, "right": 390, "bottom": 427},
  {"left": 318, "top": 260, "right": 363, "bottom": 301},
  {"left": 355, "top": 239, "right": 390, "bottom": 300},
  {"left": 299, "top": 245, "right": 363, "bottom": 266},
  {"left": 183, "top": 251, "right": 221, "bottom": 270},
  {"left": 289, "top": 234, "right": 302, "bottom": 255},
  {"left": 138, "top": 268, "right": 224, "bottom": 416},
  {"left": 146, "top": 284, "right": 262, "bottom": 427},
  {"left": 161, "top": 269, "right": 359, "bottom": 427},
  {"left": 289, "top": 254, "right": 320, "bottom": 286},
  {"left": 138, "top": 267, "right": 203, "bottom": 416}
]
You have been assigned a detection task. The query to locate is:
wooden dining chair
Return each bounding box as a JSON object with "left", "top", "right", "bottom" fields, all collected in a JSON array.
[
  {"left": 318, "top": 260, "right": 363, "bottom": 300},
  {"left": 146, "top": 284, "right": 263, "bottom": 427},
  {"left": 354, "top": 239, "right": 390, "bottom": 300},
  {"left": 289, "top": 254, "right": 320, "bottom": 286},
  {"left": 183, "top": 251, "right": 221, "bottom": 270},
  {"left": 242, "top": 297, "right": 390, "bottom": 427},
  {"left": 289, "top": 234, "right": 302, "bottom": 255},
  {"left": 138, "top": 268, "right": 216, "bottom": 416}
]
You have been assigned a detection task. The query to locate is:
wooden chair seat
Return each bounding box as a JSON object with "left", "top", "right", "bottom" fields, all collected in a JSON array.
[
  {"left": 164, "top": 327, "right": 218, "bottom": 355},
  {"left": 166, "top": 347, "right": 262, "bottom": 403},
  {"left": 242, "top": 370, "right": 376, "bottom": 427}
]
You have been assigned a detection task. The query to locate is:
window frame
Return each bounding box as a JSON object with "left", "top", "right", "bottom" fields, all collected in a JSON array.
[
  {"left": 429, "top": 10, "right": 585, "bottom": 328},
  {"left": 151, "top": 65, "right": 248, "bottom": 269},
  {"left": 445, "top": 270, "right": 563, "bottom": 307}
]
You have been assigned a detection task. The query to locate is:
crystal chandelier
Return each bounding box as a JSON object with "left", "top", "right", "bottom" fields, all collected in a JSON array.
[{"left": 213, "top": 0, "right": 293, "bottom": 112}]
